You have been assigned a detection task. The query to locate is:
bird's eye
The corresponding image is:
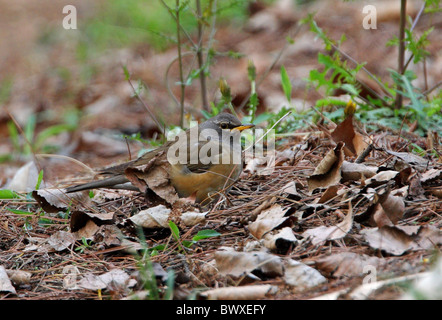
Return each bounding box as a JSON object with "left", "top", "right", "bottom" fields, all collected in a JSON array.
[{"left": 220, "top": 122, "right": 229, "bottom": 129}]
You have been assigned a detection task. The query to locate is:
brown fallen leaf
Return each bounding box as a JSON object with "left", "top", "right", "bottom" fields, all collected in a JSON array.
[
  {"left": 314, "top": 252, "right": 382, "bottom": 278},
  {"left": 361, "top": 225, "right": 442, "bottom": 256},
  {"left": 70, "top": 210, "right": 115, "bottom": 239},
  {"left": 331, "top": 115, "right": 368, "bottom": 157},
  {"left": 316, "top": 185, "right": 340, "bottom": 204},
  {"left": 357, "top": 183, "right": 405, "bottom": 227},
  {"left": 248, "top": 204, "right": 292, "bottom": 239},
  {"left": 385, "top": 150, "right": 429, "bottom": 171},
  {"left": 128, "top": 204, "right": 171, "bottom": 229},
  {"left": 33, "top": 188, "right": 91, "bottom": 213},
  {"left": 214, "top": 249, "right": 284, "bottom": 278},
  {"left": 48, "top": 231, "right": 76, "bottom": 251},
  {"left": 262, "top": 227, "right": 298, "bottom": 252},
  {"left": 307, "top": 142, "right": 345, "bottom": 192},
  {"left": 0, "top": 266, "right": 16, "bottom": 295},
  {"left": 341, "top": 161, "right": 378, "bottom": 182},
  {"left": 283, "top": 259, "right": 327, "bottom": 289},
  {"left": 420, "top": 168, "right": 442, "bottom": 184},
  {"left": 302, "top": 203, "right": 353, "bottom": 245}
]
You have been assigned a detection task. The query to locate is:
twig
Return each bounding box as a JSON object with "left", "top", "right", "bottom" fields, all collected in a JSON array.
[
  {"left": 196, "top": 0, "right": 209, "bottom": 111},
  {"left": 395, "top": 0, "right": 407, "bottom": 109},
  {"left": 175, "top": 0, "right": 186, "bottom": 128},
  {"left": 126, "top": 76, "right": 164, "bottom": 135}
]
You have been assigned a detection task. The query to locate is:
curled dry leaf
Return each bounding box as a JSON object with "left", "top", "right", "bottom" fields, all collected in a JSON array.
[
  {"left": 361, "top": 225, "right": 442, "bottom": 256},
  {"left": 307, "top": 142, "right": 344, "bottom": 192},
  {"left": 248, "top": 204, "right": 291, "bottom": 239},
  {"left": 199, "top": 284, "right": 277, "bottom": 300},
  {"left": 33, "top": 188, "right": 91, "bottom": 213},
  {"left": 316, "top": 185, "right": 340, "bottom": 204},
  {"left": 364, "top": 171, "right": 399, "bottom": 188},
  {"left": 6, "top": 269, "right": 32, "bottom": 286},
  {"left": 331, "top": 115, "right": 369, "bottom": 157},
  {"left": 314, "top": 252, "right": 382, "bottom": 278},
  {"left": 129, "top": 204, "right": 170, "bottom": 228},
  {"left": 7, "top": 161, "right": 47, "bottom": 193},
  {"left": 283, "top": 259, "right": 327, "bottom": 289},
  {"left": 70, "top": 210, "right": 115, "bottom": 240},
  {"left": 420, "top": 168, "right": 442, "bottom": 184},
  {"left": 385, "top": 150, "right": 429, "bottom": 171},
  {"left": 214, "top": 249, "right": 284, "bottom": 278},
  {"left": 0, "top": 266, "right": 16, "bottom": 295},
  {"left": 180, "top": 210, "right": 208, "bottom": 226},
  {"left": 303, "top": 205, "right": 353, "bottom": 245},
  {"left": 262, "top": 227, "right": 298, "bottom": 252},
  {"left": 341, "top": 161, "right": 378, "bottom": 182},
  {"left": 358, "top": 184, "right": 405, "bottom": 227}
]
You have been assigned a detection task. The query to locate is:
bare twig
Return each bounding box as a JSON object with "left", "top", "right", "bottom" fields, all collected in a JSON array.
[
  {"left": 196, "top": 0, "right": 209, "bottom": 111},
  {"left": 395, "top": 0, "right": 407, "bottom": 109},
  {"left": 175, "top": 0, "right": 186, "bottom": 128},
  {"left": 126, "top": 76, "right": 164, "bottom": 135}
]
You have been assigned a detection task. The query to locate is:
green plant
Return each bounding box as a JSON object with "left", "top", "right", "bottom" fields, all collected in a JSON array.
[
  {"left": 75, "top": 237, "right": 93, "bottom": 253},
  {"left": 4, "top": 111, "right": 79, "bottom": 161},
  {"left": 299, "top": 4, "right": 441, "bottom": 137}
]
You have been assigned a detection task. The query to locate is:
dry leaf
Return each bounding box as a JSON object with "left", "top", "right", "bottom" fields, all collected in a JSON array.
[
  {"left": 331, "top": 116, "right": 368, "bottom": 156},
  {"left": 364, "top": 170, "right": 399, "bottom": 187},
  {"left": 317, "top": 185, "right": 340, "bottom": 204},
  {"left": 420, "top": 168, "right": 442, "bottom": 184},
  {"left": 48, "top": 231, "right": 76, "bottom": 251},
  {"left": 33, "top": 188, "right": 91, "bottom": 213},
  {"left": 283, "top": 259, "right": 327, "bottom": 289},
  {"left": 214, "top": 249, "right": 284, "bottom": 278},
  {"left": 262, "top": 227, "right": 298, "bottom": 252},
  {"left": 385, "top": 150, "right": 429, "bottom": 171},
  {"left": 0, "top": 266, "right": 16, "bottom": 295},
  {"left": 314, "top": 252, "right": 382, "bottom": 277},
  {"left": 181, "top": 210, "right": 208, "bottom": 226},
  {"left": 6, "top": 270, "right": 32, "bottom": 286},
  {"left": 248, "top": 205, "right": 291, "bottom": 239},
  {"left": 361, "top": 225, "right": 442, "bottom": 256},
  {"left": 341, "top": 161, "right": 378, "bottom": 181},
  {"left": 200, "top": 284, "right": 277, "bottom": 300},
  {"left": 126, "top": 155, "right": 179, "bottom": 205},
  {"left": 303, "top": 204, "right": 353, "bottom": 245},
  {"left": 7, "top": 161, "right": 47, "bottom": 192},
  {"left": 307, "top": 142, "right": 344, "bottom": 192},
  {"left": 70, "top": 210, "right": 114, "bottom": 240},
  {"left": 129, "top": 204, "right": 171, "bottom": 228},
  {"left": 77, "top": 269, "right": 134, "bottom": 291}
]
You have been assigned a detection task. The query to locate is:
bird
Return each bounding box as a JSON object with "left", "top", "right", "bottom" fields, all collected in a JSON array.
[{"left": 66, "top": 113, "right": 254, "bottom": 205}]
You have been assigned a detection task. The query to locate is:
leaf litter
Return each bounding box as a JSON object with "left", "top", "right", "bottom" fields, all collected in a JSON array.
[{"left": 0, "top": 1, "right": 441, "bottom": 301}]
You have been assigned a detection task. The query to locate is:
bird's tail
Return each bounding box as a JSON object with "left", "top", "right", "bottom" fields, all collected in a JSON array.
[{"left": 66, "top": 175, "right": 134, "bottom": 193}]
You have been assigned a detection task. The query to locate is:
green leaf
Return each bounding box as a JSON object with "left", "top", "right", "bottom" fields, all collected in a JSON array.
[
  {"left": 0, "top": 189, "right": 21, "bottom": 199},
  {"left": 122, "top": 65, "right": 130, "bottom": 80},
  {"left": 192, "top": 229, "right": 221, "bottom": 241},
  {"left": 168, "top": 220, "right": 180, "bottom": 241},
  {"left": 35, "top": 170, "right": 44, "bottom": 190},
  {"left": 280, "top": 65, "right": 292, "bottom": 102},
  {"left": 7, "top": 208, "right": 32, "bottom": 215}
]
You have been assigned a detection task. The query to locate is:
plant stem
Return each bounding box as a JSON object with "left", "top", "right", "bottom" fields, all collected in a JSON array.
[
  {"left": 395, "top": 0, "right": 407, "bottom": 109},
  {"left": 175, "top": 0, "right": 186, "bottom": 128},
  {"left": 196, "top": 0, "right": 209, "bottom": 112}
]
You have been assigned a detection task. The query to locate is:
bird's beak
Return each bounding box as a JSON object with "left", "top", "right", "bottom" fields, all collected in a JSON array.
[{"left": 233, "top": 124, "right": 255, "bottom": 132}]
